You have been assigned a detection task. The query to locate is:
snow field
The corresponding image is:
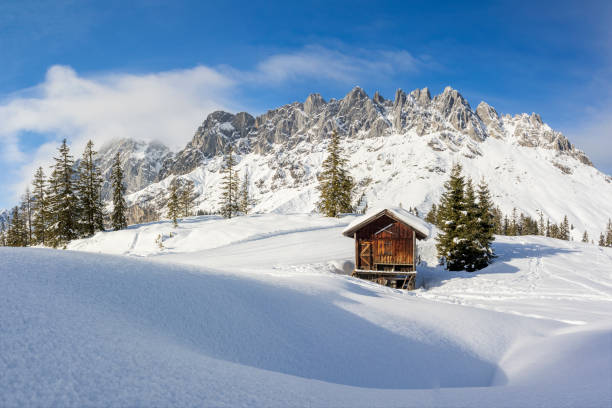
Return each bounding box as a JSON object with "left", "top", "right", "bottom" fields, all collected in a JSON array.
[{"left": 2, "top": 213, "right": 611, "bottom": 407}]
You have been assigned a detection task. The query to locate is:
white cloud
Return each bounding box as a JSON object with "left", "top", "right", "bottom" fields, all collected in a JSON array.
[
  {"left": 0, "top": 45, "right": 427, "bottom": 205},
  {"left": 238, "top": 45, "right": 422, "bottom": 84}
]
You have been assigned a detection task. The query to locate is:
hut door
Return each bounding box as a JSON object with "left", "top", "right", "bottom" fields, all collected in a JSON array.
[{"left": 360, "top": 241, "right": 373, "bottom": 270}]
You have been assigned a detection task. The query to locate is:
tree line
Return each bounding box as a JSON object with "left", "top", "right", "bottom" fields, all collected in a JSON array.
[{"left": 0, "top": 139, "right": 128, "bottom": 248}]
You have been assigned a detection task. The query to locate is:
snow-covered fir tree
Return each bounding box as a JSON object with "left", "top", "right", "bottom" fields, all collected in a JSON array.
[
  {"left": 47, "top": 139, "right": 79, "bottom": 247},
  {"left": 6, "top": 206, "right": 27, "bottom": 247},
  {"left": 435, "top": 166, "right": 495, "bottom": 271},
  {"left": 316, "top": 130, "right": 354, "bottom": 217},
  {"left": 110, "top": 152, "right": 128, "bottom": 231},
  {"left": 167, "top": 181, "right": 181, "bottom": 227},
  {"left": 475, "top": 178, "right": 496, "bottom": 268},
  {"left": 180, "top": 179, "right": 197, "bottom": 217},
  {"left": 219, "top": 147, "right": 240, "bottom": 218},
  {"left": 436, "top": 164, "right": 466, "bottom": 271},
  {"left": 31, "top": 167, "right": 48, "bottom": 246},
  {"left": 582, "top": 231, "right": 589, "bottom": 243},
  {"left": 425, "top": 203, "right": 438, "bottom": 225},
  {"left": 238, "top": 170, "right": 253, "bottom": 215},
  {"left": 559, "top": 215, "right": 570, "bottom": 241},
  {"left": 21, "top": 188, "right": 33, "bottom": 246},
  {"left": 77, "top": 140, "right": 105, "bottom": 237}
]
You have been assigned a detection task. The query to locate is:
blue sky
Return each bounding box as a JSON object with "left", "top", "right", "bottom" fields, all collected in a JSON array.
[{"left": 0, "top": 0, "right": 611, "bottom": 209}]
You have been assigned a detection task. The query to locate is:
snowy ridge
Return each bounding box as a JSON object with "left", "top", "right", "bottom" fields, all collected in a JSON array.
[
  {"left": 3, "top": 214, "right": 611, "bottom": 406},
  {"left": 111, "top": 86, "right": 611, "bottom": 239}
]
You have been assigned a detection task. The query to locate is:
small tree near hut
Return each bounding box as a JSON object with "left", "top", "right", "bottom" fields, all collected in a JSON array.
[{"left": 316, "top": 130, "right": 354, "bottom": 217}]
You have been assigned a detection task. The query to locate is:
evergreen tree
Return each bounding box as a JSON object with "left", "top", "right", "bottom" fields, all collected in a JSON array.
[
  {"left": 167, "top": 181, "right": 181, "bottom": 227},
  {"left": 549, "top": 223, "right": 560, "bottom": 239},
  {"left": 509, "top": 208, "right": 518, "bottom": 236},
  {"left": 316, "top": 130, "right": 354, "bottom": 217},
  {"left": 110, "top": 152, "right": 127, "bottom": 231},
  {"left": 21, "top": 188, "right": 33, "bottom": 245},
  {"left": 180, "top": 179, "right": 197, "bottom": 217},
  {"left": 436, "top": 164, "right": 467, "bottom": 271},
  {"left": 460, "top": 179, "right": 481, "bottom": 271},
  {"left": 77, "top": 140, "right": 105, "bottom": 237},
  {"left": 559, "top": 215, "right": 570, "bottom": 241},
  {"left": 538, "top": 211, "right": 545, "bottom": 236},
  {"left": 582, "top": 231, "right": 589, "bottom": 243},
  {"left": 31, "top": 167, "right": 48, "bottom": 246},
  {"left": 219, "top": 147, "right": 240, "bottom": 218},
  {"left": 474, "top": 178, "right": 496, "bottom": 268},
  {"left": 47, "top": 139, "right": 79, "bottom": 246},
  {"left": 425, "top": 204, "right": 438, "bottom": 225},
  {"left": 502, "top": 215, "right": 510, "bottom": 235},
  {"left": 6, "top": 206, "right": 27, "bottom": 247},
  {"left": 238, "top": 171, "right": 252, "bottom": 215},
  {"left": 546, "top": 219, "right": 551, "bottom": 237},
  {"left": 492, "top": 206, "right": 503, "bottom": 235},
  {"left": 606, "top": 219, "right": 612, "bottom": 247},
  {"left": 599, "top": 232, "right": 606, "bottom": 247},
  {"left": 0, "top": 219, "right": 6, "bottom": 246}
]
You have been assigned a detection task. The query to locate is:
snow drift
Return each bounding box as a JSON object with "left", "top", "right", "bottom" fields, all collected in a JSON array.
[{"left": 2, "top": 214, "right": 611, "bottom": 407}]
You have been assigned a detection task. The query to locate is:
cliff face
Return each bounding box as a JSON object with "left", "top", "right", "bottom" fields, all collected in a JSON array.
[{"left": 158, "top": 86, "right": 590, "bottom": 180}]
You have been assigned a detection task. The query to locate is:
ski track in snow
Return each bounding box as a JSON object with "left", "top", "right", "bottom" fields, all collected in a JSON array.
[{"left": 1, "top": 213, "right": 611, "bottom": 407}]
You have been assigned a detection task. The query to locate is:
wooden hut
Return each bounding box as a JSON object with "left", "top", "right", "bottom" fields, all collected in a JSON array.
[{"left": 342, "top": 208, "right": 430, "bottom": 290}]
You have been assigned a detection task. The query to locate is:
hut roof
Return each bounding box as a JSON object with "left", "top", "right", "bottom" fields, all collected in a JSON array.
[{"left": 342, "top": 207, "right": 431, "bottom": 239}]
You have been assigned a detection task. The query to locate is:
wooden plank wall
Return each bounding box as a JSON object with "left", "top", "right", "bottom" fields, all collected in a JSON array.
[{"left": 355, "top": 215, "right": 415, "bottom": 270}]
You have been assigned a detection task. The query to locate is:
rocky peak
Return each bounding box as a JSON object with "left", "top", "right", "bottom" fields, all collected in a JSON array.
[
  {"left": 303, "top": 93, "right": 326, "bottom": 115},
  {"left": 409, "top": 87, "right": 431, "bottom": 106},
  {"left": 393, "top": 88, "right": 407, "bottom": 108},
  {"left": 96, "top": 138, "right": 171, "bottom": 201},
  {"left": 476, "top": 101, "right": 504, "bottom": 139},
  {"left": 373, "top": 91, "right": 385, "bottom": 105}
]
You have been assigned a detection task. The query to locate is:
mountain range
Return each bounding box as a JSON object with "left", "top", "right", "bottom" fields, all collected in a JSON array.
[{"left": 94, "top": 86, "right": 611, "bottom": 238}]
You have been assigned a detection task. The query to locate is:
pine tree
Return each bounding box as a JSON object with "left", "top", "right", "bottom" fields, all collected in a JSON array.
[
  {"left": 0, "top": 219, "right": 6, "bottom": 246},
  {"left": 219, "top": 147, "right": 240, "bottom": 218},
  {"left": 460, "top": 179, "right": 481, "bottom": 271},
  {"left": 425, "top": 204, "right": 438, "bottom": 225},
  {"left": 167, "top": 181, "right": 181, "bottom": 227},
  {"left": 582, "top": 231, "right": 589, "bottom": 243},
  {"left": 549, "top": 223, "right": 560, "bottom": 239},
  {"left": 606, "top": 219, "right": 612, "bottom": 247},
  {"left": 47, "top": 139, "right": 79, "bottom": 246},
  {"left": 31, "top": 167, "right": 48, "bottom": 246},
  {"left": 559, "top": 215, "right": 570, "bottom": 240},
  {"left": 110, "top": 152, "right": 127, "bottom": 231},
  {"left": 238, "top": 170, "right": 253, "bottom": 215},
  {"left": 474, "top": 178, "right": 496, "bottom": 268},
  {"left": 599, "top": 232, "right": 606, "bottom": 247},
  {"left": 492, "top": 206, "right": 503, "bottom": 235},
  {"left": 6, "top": 206, "right": 27, "bottom": 247},
  {"left": 316, "top": 130, "right": 354, "bottom": 217},
  {"left": 436, "top": 164, "right": 466, "bottom": 271},
  {"left": 77, "top": 140, "right": 105, "bottom": 237},
  {"left": 21, "top": 188, "right": 33, "bottom": 246},
  {"left": 180, "top": 179, "right": 197, "bottom": 217},
  {"left": 538, "top": 211, "right": 545, "bottom": 236}
]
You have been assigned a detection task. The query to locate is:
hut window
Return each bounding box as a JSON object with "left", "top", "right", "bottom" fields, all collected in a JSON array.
[{"left": 383, "top": 240, "right": 392, "bottom": 255}]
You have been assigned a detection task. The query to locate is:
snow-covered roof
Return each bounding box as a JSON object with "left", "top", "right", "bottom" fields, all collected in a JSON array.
[{"left": 342, "top": 207, "right": 431, "bottom": 239}]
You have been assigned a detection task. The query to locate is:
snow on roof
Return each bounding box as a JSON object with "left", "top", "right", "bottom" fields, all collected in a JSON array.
[{"left": 342, "top": 207, "right": 431, "bottom": 239}]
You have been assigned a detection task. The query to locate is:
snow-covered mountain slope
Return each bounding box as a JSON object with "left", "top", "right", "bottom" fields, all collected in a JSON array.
[
  {"left": 4, "top": 214, "right": 611, "bottom": 407},
  {"left": 116, "top": 86, "right": 611, "bottom": 238},
  {"left": 95, "top": 138, "right": 171, "bottom": 201}
]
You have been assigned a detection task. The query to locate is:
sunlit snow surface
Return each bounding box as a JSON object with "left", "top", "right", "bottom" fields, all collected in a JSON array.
[{"left": 2, "top": 214, "right": 611, "bottom": 407}]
